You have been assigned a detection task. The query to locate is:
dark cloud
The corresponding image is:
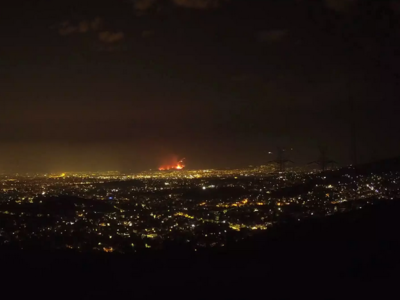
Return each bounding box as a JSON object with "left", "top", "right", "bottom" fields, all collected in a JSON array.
[
  {"left": 57, "top": 17, "right": 125, "bottom": 45},
  {"left": 97, "top": 44, "right": 128, "bottom": 52},
  {"left": 325, "top": 0, "right": 357, "bottom": 12},
  {"left": 78, "top": 21, "right": 90, "bottom": 33},
  {"left": 132, "top": 0, "right": 229, "bottom": 10},
  {"left": 256, "top": 29, "right": 288, "bottom": 43},
  {"left": 98, "top": 31, "right": 125, "bottom": 43},
  {"left": 172, "top": 0, "right": 229, "bottom": 9},
  {"left": 58, "top": 21, "right": 78, "bottom": 36},
  {"left": 133, "top": 0, "right": 157, "bottom": 11},
  {"left": 91, "top": 17, "right": 102, "bottom": 31},
  {"left": 142, "top": 30, "right": 155, "bottom": 37},
  {"left": 231, "top": 75, "right": 248, "bottom": 82},
  {"left": 390, "top": 1, "right": 400, "bottom": 13},
  {"left": 57, "top": 17, "right": 102, "bottom": 36},
  {"left": 231, "top": 74, "right": 260, "bottom": 83}
]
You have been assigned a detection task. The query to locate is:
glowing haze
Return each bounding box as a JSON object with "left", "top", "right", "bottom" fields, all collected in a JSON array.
[
  {"left": 159, "top": 156, "right": 186, "bottom": 171},
  {"left": 1, "top": 0, "right": 400, "bottom": 172}
]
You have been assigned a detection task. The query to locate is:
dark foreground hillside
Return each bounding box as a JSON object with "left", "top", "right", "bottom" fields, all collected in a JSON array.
[{"left": 2, "top": 200, "right": 400, "bottom": 299}]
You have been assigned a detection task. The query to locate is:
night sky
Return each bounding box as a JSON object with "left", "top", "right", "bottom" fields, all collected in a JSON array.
[{"left": 1, "top": 0, "right": 400, "bottom": 172}]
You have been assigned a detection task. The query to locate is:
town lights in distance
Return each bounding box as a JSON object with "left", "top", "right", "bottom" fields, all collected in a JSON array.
[{"left": 159, "top": 158, "right": 186, "bottom": 171}]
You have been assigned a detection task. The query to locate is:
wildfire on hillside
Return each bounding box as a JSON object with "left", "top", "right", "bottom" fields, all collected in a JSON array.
[{"left": 159, "top": 157, "right": 185, "bottom": 171}]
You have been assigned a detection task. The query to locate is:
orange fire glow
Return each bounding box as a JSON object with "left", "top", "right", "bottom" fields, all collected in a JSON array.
[{"left": 159, "top": 157, "right": 185, "bottom": 171}]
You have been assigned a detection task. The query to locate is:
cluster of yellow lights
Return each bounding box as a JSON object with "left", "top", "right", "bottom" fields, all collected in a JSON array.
[
  {"left": 174, "top": 212, "right": 194, "bottom": 219},
  {"left": 251, "top": 224, "right": 268, "bottom": 230},
  {"left": 114, "top": 206, "right": 125, "bottom": 213},
  {"left": 331, "top": 199, "right": 347, "bottom": 204},
  {"left": 229, "top": 224, "right": 243, "bottom": 231},
  {"left": 229, "top": 223, "right": 267, "bottom": 231},
  {"left": 146, "top": 233, "right": 158, "bottom": 238},
  {"left": 48, "top": 173, "right": 66, "bottom": 179},
  {"left": 217, "top": 199, "right": 248, "bottom": 208}
]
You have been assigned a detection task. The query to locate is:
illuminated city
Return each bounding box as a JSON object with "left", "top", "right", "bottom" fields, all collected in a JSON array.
[{"left": 0, "top": 163, "right": 398, "bottom": 253}]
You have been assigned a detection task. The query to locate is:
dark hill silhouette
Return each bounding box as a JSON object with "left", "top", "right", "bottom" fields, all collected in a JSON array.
[
  {"left": 327, "top": 156, "right": 400, "bottom": 177},
  {"left": 358, "top": 156, "right": 400, "bottom": 172},
  {"left": 1, "top": 199, "right": 400, "bottom": 299},
  {"left": 244, "top": 199, "right": 400, "bottom": 242}
]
